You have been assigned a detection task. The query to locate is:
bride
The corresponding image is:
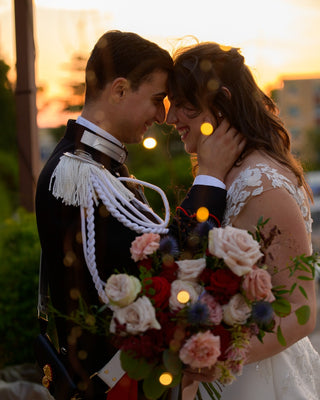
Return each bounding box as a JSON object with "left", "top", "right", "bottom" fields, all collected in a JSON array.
[{"left": 166, "top": 41, "right": 320, "bottom": 399}]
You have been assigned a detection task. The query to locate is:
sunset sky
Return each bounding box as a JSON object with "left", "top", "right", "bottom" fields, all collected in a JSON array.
[{"left": 1, "top": 0, "right": 320, "bottom": 127}]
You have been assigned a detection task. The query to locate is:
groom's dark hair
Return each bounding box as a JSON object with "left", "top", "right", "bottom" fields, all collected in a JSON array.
[{"left": 84, "top": 30, "right": 173, "bottom": 102}]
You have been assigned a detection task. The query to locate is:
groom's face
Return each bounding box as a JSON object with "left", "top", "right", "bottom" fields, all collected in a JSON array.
[{"left": 116, "top": 70, "right": 168, "bottom": 144}]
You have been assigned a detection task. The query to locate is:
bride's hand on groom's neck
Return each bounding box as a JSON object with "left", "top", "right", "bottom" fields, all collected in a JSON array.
[{"left": 197, "top": 119, "right": 246, "bottom": 181}]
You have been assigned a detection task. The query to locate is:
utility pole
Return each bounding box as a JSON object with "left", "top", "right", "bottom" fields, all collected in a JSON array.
[{"left": 14, "top": 0, "right": 40, "bottom": 212}]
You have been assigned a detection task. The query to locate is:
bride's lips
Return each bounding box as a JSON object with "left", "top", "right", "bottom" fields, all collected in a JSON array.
[{"left": 178, "top": 127, "right": 189, "bottom": 141}]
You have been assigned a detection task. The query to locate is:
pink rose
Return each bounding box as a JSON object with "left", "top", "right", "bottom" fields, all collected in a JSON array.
[
  {"left": 130, "top": 233, "right": 160, "bottom": 262},
  {"left": 208, "top": 226, "right": 263, "bottom": 276},
  {"left": 223, "top": 294, "right": 251, "bottom": 325},
  {"left": 199, "top": 293, "right": 223, "bottom": 325},
  {"left": 110, "top": 296, "right": 161, "bottom": 335},
  {"left": 179, "top": 331, "right": 221, "bottom": 369},
  {"left": 177, "top": 258, "right": 206, "bottom": 281},
  {"left": 242, "top": 267, "right": 275, "bottom": 302}
]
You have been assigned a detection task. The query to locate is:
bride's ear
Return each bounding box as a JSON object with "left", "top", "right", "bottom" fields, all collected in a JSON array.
[{"left": 221, "top": 86, "right": 231, "bottom": 99}]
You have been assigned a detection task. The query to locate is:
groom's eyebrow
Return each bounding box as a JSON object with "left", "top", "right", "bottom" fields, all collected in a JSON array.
[{"left": 153, "top": 91, "right": 167, "bottom": 98}]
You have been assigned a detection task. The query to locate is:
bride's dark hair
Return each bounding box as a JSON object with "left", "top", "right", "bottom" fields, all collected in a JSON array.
[{"left": 169, "top": 42, "right": 312, "bottom": 200}]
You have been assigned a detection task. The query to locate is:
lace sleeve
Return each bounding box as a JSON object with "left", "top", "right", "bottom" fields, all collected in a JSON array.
[
  {"left": 224, "top": 163, "right": 312, "bottom": 235},
  {"left": 223, "top": 163, "right": 316, "bottom": 366}
]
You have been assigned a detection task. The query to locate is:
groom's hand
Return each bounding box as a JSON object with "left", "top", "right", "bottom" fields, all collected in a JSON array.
[{"left": 197, "top": 119, "right": 246, "bottom": 181}]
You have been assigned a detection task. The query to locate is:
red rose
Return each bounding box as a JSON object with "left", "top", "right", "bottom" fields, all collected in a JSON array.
[
  {"left": 199, "top": 268, "right": 212, "bottom": 285},
  {"left": 138, "top": 258, "right": 153, "bottom": 271},
  {"left": 205, "top": 268, "right": 241, "bottom": 304},
  {"left": 159, "top": 262, "right": 178, "bottom": 283},
  {"left": 143, "top": 276, "right": 171, "bottom": 309},
  {"left": 212, "top": 324, "right": 232, "bottom": 361}
]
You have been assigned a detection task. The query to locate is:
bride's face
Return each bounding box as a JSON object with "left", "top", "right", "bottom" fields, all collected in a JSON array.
[{"left": 166, "top": 101, "right": 216, "bottom": 154}]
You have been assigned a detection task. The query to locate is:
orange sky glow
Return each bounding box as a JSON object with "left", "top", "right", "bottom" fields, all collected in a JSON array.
[{"left": 1, "top": 0, "right": 320, "bottom": 128}]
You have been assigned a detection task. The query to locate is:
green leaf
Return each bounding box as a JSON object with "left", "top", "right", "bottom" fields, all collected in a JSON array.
[
  {"left": 277, "top": 325, "right": 286, "bottom": 346},
  {"left": 297, "top": 276, "right": 314, "bottom": 281},
  {"left": 289, "top": 282, "right": 297, "bottom": 294},
  {"left": 257, "top": 329, "right": 266, "bottom": 343},
  {"left": 162, "top": 349, "right": 183, "bottom": 375},
  {"left": 295, "top": 305, "right": 310, "bottom": 325},
  {"left": 298, "top": 285, "right": 308, "bottom": 299},
  {"left": 120, "top": 351, "right": 155, "bottom": 380},
  {"left": 143, "top": 365, "right": 181, "bottom": 400},
  {"left": 201, "top": 382, "right": 222, "bottom": 399},
  {"left": 272, "top": 298, "right": 291, "bottom": 317}
]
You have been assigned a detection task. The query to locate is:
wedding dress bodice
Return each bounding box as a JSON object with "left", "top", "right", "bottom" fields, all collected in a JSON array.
[
  {"left": 203, "top": 151, "right": 320, "bottom": 400},
  {"left": 223, "top": 152, "right": 312, "bottom": 236}
]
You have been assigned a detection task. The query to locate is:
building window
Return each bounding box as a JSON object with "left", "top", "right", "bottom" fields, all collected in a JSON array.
[
  {"left": 286, "top": 82, "right": 298, "bottom": 95},
  {"left": 290, "top": 127, "right": 300, "bottom": 138},
  {"left": 287, "top": 106, "right": 300, "bottom": 117},
  {"left": 315, "top": 85, "right": 320, "bottom": 103}
]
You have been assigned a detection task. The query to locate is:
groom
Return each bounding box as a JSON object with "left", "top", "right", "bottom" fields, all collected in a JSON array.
[{"left": 35, "top": 30, "right": 242, "bottom": 399}]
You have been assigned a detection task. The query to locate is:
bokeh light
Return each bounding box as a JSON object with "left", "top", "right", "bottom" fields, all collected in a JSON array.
[
  {"left": 143, "top": 137, "right": 157, "bottom": 149},
  {"left": 159, "top": 372, "right": 173, "bottom": 386},
  {"left": 177, "top": 290, "right": 190, "bottom": 304},
  {"left": 200, "top": 122, "right": 213, "bottom": 136},
  {"left": 196, "top": 206, "right": 209, "bottom": 222}
]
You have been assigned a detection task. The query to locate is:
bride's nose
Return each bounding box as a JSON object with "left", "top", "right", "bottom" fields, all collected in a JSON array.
[{"left": 166, "top": 106, "right": 178, "bottom": 125}]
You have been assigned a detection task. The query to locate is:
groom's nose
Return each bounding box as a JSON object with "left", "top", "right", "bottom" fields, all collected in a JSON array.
[{"left": 166, "top": 106, "right": 178, "bottom": 125}]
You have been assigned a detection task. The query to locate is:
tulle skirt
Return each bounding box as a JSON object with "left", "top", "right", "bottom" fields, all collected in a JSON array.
[{"left": 197, "top": 336, "right": 320, "bottom": 400}]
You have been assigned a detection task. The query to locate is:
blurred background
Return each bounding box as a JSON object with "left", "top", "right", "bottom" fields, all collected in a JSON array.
[{"left": 0, "top": 0, "right": 320, "bottom": 397}]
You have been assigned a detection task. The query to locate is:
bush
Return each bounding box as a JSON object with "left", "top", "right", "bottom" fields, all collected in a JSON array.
[{"left": 0, "top": 209, "right": 41, "bottom": 368}]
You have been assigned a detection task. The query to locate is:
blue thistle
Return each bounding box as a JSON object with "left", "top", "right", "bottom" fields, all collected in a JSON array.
[
  {"left": 252, "top": 301, "right": 274, "bottom": 329},
  {"left": 194, "top": 220, "right": 215, "bottom": 237},
  {"left": 159, "top": 235, "right": 179, "bottom": 256},
  {"left": 187, "top": 302, "right": 210, "bottom": 325}
]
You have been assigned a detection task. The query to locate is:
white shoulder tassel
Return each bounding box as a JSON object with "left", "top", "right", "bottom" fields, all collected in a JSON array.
[{"left": 49, "top": 153, "right": 134, "bottom": 207}]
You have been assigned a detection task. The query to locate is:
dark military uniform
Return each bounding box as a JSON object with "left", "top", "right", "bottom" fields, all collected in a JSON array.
[{"left": 35, "top": 120, "right": 227, "bottom": 399}]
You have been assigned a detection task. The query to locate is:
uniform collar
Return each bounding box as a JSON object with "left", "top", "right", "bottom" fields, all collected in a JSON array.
[{"left": 76, "top": 116, "right": 128, "bottom": 164}]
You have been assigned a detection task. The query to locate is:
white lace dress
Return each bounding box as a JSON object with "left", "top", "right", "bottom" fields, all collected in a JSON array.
[{"left": 199, "top": 152, "right": 320, "bottom": 400}]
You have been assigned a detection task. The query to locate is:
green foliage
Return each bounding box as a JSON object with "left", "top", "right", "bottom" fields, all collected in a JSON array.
[
  {"left": 127, "top": 123, "right": 193, "bottom": 215},
  {"left": 0, "top": 209, "right": 41, "bottom": 367},
  {"left": 301, "top": 127, "right": 320, "bottom": 171},
  {"left": 0, "top": 151, "right": 19, "bottom": 220},
  {"left": 276, "top": 325, "right": 286, "bottom": 347},
  {"left": 0, "top": 59, "right": 18, "bottom": 221},
  {"left": 120, "top": 350, "right": 156, "bottom": 381},
  {"left": 295, "top": 305, "right": 311, "bottom": 325},
  {"left": 0, "top": 59, "right": 16, "bottom": 153}
]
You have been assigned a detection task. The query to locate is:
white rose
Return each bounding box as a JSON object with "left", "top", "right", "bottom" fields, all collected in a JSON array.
[
  {"left": 169, "top": 280, "right": 202, "bottom": 311},
  {"left": 208, "top": 226, "right": 263, "bottom": 276},
  {"left": 177, "top": 258, "right": 206, "bottom": 282},
  {"left": 105, "top": 274, "right": 141, "bottom": 308},
  {"left": 110, "top": 296, "right": 160, "bottom": 335},
  {"left": 223, "top": 294, "right": 251, "bottom": 325}
]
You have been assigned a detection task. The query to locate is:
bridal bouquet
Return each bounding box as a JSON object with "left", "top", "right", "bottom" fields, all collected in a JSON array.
[{"left": 102, "top": 218, "right": 316, "bottom": 400}]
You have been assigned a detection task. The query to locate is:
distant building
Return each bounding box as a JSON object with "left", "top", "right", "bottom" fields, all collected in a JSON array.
[{"left": 274, "top": 78, "right": 320, "bottom": 154}]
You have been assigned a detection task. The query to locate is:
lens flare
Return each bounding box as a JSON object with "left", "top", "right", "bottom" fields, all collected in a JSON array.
[
  {"left": 143, "top": 137, "right": 157, "bottom": 149},
  {"left": 159, "top": 372, "right": 173, "bottom": 386},
  {"left": 177, "top": 290, "right": 190, "bottom": 304},
  {"left": 196, "top": 207, "right": 209, "bottom": 222},
  {"left": 200, "top": 122, "right": 213, "bottom": 136}
]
